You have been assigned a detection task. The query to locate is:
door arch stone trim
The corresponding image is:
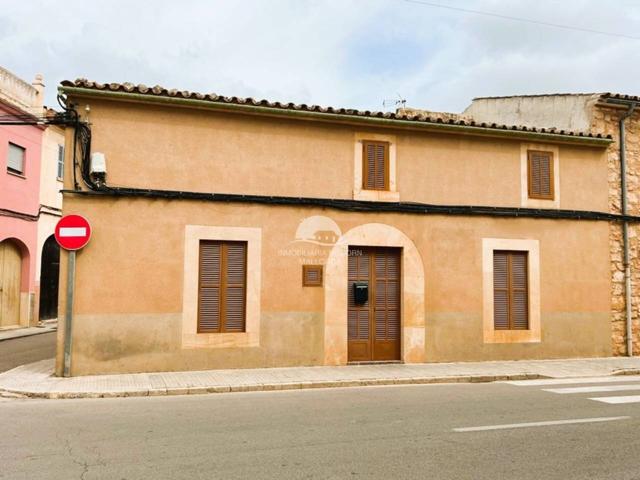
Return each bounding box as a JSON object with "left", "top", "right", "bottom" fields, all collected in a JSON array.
[{"left": 324, "top": 223, "right": 425, "bottom": 365}]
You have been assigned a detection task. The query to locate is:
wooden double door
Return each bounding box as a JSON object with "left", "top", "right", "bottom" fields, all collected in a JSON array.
[{"left": 348, "top": 246, "right": 401, "bottom": 362}]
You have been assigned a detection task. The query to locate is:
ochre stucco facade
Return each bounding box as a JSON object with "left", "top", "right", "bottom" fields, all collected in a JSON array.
[
  {"left": 56, "top": 87, "right": 614, "bottom": 375},
  {"left": 466, "top": 94, "right": 640, "bottom": 356}
]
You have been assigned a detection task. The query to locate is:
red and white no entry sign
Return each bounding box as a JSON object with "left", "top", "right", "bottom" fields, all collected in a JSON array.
[{"left": 55, "top": 215, "right": 92, "bottom": 251}]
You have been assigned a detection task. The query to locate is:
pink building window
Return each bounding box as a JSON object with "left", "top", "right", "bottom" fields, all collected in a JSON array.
[{"left": 7, "top": 142, "right": 25, "bottom": 176}]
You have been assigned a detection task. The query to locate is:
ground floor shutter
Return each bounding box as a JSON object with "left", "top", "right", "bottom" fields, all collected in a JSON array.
[
  {"left": 493, "top": 251, "right": 529, "bottom": 330},
  {"left": 198, "top": 241, "right": 246, "bottom": 333}
]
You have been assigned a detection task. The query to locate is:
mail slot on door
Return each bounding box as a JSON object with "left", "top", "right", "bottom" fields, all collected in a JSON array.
[{"left": 353, "top": 282, "right": 368, "bottom": 304}]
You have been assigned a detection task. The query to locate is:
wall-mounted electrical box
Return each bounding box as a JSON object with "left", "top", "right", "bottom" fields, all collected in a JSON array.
[{"left": 90, "top": 152, "right": 106, "bottom": 174}]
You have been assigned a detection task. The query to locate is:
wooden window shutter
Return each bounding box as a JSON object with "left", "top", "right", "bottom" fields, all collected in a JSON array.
[
  {"left": 224, "top": 242, "right": 247, "bottom": 332},
  {"left": 493, "top": 251, "right": 529, "bottom": 330},
  {"left": 363, "top": 141, "right": 389, "bottom": 190},
  {"left": 302, "top": 265, "right": 323, "bottom": 286},
  {"left": 198, "top": 241, "right": 247, "bottom": 333},
  {"left": 528, "top": 150, "right": 553, "bottom": 200},
  {"left": 493, "top": 252, "right": 510, "bottom": 330},
  {"left": 510, "top": 252, "right": 529, "bottom": 330}
]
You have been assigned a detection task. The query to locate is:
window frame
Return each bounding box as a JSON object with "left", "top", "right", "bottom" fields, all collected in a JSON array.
[
  {"left": 7, "top": 142, "right": 26, "bottom": 176},
  {"left": 56, "top": 144, "right": 65, "bottom": 180},
  {"left": 182, "top": 225, "right": 261, "bottom": 349},
  {"left": 527, "top": 150, "right": 554, "bottom": 200},
  {"left": 362, "top": 140, "right": 390, "bottom": 191},
  {"left": 353, "top": 133, "right": 399, "bottom": 202},
  {"left": 482, "top": 238, "right": 540, "bottom": 344},
  {"left": 197, "top": 240, "right": 247, "bottom": 334},
  {"left": 493, "top": 250, "right": 529, "bottom": 331}
]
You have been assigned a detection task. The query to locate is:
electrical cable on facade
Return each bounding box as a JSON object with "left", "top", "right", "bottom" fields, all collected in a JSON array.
[{"left": 59, "top": 97, "right": 640, "bottom": 225}]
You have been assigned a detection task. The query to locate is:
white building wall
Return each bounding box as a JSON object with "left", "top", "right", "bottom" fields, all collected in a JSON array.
[
  {"left": 462, "top": 94, "right": 599, "bottom": 132},
  {"left": 35, "top": 125, "right": 64, "bottom": 279}
]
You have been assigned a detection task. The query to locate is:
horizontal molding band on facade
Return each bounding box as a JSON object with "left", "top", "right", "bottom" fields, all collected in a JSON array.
[
  {"left": 0, "top": 204, "right": 63, "bottom": 222},
  {"left": 60, "top": 86, "right": 613, "bottom": 147},
  {"left": 0, "top": 207, "right": 39, "bottom": 222},
  {"left": 62, "top": 187, "right": 640, "bottom": 223}
]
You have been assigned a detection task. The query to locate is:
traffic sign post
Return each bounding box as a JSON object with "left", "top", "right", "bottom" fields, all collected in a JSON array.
[
  {"left": 63, "top": 251, "right": 76, "bottom": 377},
  {"left": 54, "top": 215, "right": 91, "bottom": 377}
]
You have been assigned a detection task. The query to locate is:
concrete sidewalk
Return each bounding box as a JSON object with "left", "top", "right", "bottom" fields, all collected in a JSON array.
[
  {"left": 2, "top": 356, "right": 640, "bottom": 399},
  {"left": 0, "top": 323, "right": 57, "bottom": 342}
]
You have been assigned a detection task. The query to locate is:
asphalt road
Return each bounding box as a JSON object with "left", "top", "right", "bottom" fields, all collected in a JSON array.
[
  {"left": 0, "top": 331, "right": 56, "bottom": 372},
  {"left": 2, "top": 377, "right": 640, "bottom": 480}
]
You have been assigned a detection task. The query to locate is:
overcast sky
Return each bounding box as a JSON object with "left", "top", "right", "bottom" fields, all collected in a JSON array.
[{"left": 1, "top": 0, "right": 639, "bottom": 113}]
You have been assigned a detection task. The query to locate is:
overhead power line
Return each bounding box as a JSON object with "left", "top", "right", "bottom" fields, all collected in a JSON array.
[{"left": 402, "top": 0, "right": 640, "bottom": 40}]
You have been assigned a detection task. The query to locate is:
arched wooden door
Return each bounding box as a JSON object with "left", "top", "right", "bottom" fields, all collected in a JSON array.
[
  {"left": 0, "top": 240, "right": 22, "bottom": 328},
  {"left": 39, "top": 235, "right": 60, "bottom": 320}
]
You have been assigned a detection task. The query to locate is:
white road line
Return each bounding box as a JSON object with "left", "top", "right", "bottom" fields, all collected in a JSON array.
[
  {"left": 544, "top": 384, "right": 640, "bottom": 394},
  {"left": 453, "top": 416, "right": 630, "bottom": 432},
  {"left": 590, "top": 395, "right": 640, "bottom": 404},
  {"left": 503, "top": 376, "right": 640, "bottom": 387},
  {"left": 59, "top": 227, "right": 86, "bottom": 237}
]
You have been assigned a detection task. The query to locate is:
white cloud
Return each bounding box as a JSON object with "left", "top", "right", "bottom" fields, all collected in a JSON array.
[{"left": 0, "top": 0, "right": 638, "bottom": 112}]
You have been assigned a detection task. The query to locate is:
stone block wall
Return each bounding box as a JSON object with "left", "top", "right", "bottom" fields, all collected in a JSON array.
[{"left": 590, "top": 104, "right": 640, "bottom": 355}]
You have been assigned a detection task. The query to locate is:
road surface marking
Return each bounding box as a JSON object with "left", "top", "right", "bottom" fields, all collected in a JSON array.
[
  {"left": 453, "top": 416, "right": 630, "bottom": 432},
  {"left": 544, "top": 384, "right": 640, "bottom": 394},
  {"left": 590, "top": 395, "right": 640, "bottom": 404},
  {"left": 59, "top": 227, "right": 87, "bottom": 237},
  {"left": 504, "top": 376, "right": 640, "bottom": 386}
]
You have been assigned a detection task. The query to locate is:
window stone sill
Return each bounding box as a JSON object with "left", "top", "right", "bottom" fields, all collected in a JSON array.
[
  {"left": 353, "top": 189, "right": 400, "bottom": 202},
  {"left": 7, "top": 170, "right": 26, "bottom": 179}
]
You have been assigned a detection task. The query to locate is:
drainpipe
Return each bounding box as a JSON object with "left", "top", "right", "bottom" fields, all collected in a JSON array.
[{"left": 620, "top": 104, "right": 635, "bottom": 356}]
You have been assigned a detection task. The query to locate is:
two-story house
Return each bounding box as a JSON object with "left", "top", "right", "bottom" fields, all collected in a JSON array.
[
  {"left": 0, "top": 67, "right": 65, "bottom": 330},
  {"left": 0, "top": 68, "right": 45, "bottom": 329},
  {"left": 56, "top": 79, "right": 621, "bottom": 376}
]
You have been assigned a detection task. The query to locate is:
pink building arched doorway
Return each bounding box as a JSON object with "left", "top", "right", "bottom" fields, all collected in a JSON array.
[
  {"left": 0, "top": 238, "right": 25, "bottom": 328},
  {"left": 38, "top": 235, "right": 60, "bottom": 320}
]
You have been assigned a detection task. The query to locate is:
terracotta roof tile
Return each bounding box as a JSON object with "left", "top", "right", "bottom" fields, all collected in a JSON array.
[
  {"left": 601, "top": 92, "right": 640, "bottom": 102},
  {"left": 60, "top": 79, "right": 612, "bottom": 140}
]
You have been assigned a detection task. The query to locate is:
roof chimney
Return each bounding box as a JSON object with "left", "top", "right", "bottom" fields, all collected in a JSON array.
[{"left": 31, "top": 73, "right": 44, "bottom": 111}]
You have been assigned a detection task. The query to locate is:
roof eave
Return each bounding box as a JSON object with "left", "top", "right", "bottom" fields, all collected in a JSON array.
[{"left": 60, "top": 86, "right": 613, "bottom": 147}]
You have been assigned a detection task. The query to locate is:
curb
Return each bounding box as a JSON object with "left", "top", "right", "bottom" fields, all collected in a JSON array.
[
  {"left": 0, "top": 373, "right": 547, "bottom": 400},
  {"left": 0, "top": 327, "right": 57, "bottom": 343}
]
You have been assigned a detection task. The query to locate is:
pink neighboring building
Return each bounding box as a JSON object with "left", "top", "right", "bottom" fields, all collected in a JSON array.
[{"left": 0, "top": 67, "right": 45, "bottom": 328}]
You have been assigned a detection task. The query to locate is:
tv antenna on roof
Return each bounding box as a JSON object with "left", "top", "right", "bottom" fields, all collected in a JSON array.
[{"left": 382, "top": 93, "right": 407, "bottom": 111}]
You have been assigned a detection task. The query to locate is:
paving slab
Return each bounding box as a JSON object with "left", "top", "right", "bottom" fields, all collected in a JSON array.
[{"left": 1, "top": 356, "right": 640, "bottom": 400}]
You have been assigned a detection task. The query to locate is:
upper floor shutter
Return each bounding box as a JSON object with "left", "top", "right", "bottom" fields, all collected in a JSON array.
[
  {"left": 363, "top": 141, "right": 388, "bottom": 190},
  {"left": 528, "top": 151, "right": 553, "bottom": 199}
]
